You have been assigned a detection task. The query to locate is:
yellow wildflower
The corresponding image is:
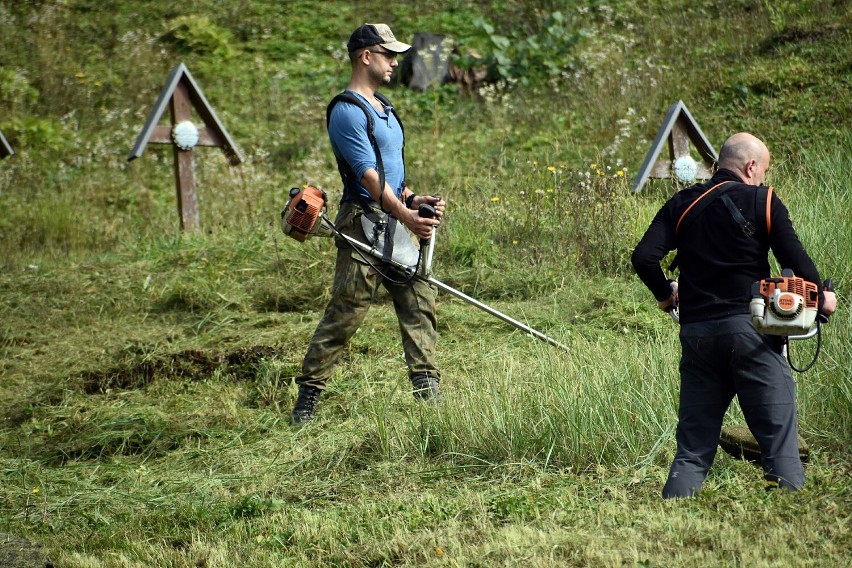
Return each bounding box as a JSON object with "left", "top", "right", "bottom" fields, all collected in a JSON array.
[
  {"left": 32, "top": 488, "right": 39, "bottom": 494},
  {"left": 490, "top": 196, "right": 500, "bottom": 203},
  {"left": 547, "top": 166, "right": 556, "bottom": 173},
  {"left": 616, "top": 170, "right": 624, "bottom": 177}
]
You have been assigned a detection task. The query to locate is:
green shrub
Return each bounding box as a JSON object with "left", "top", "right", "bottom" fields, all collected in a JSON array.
[
  {"left": 462, "top": 12, "right": 581, "bottom": 86},
  {"left": 0, "top": 67, "right": 39, "bottom": 111},
  {"left": 161, "top": 15, "right": 239, "bottom": 59}
]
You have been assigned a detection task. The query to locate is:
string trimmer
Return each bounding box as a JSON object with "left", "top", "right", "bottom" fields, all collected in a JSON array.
[
  {"left": 282, "top": 185, "right": 568, "bottom": 352},
  {"left": 667, "top": 269, "right": 833, "bottom": 372},
  {"left": 666, "top": 269, "right": 835, "bottom": 463}
]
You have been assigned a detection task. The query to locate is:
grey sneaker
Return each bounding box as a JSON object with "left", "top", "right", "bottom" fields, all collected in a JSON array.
[
  {"left": 291, "top": 385, "right": 321, "bottom": 424},
  {"left": 411, "top": 374, "right": 441, "bottom": 401}
]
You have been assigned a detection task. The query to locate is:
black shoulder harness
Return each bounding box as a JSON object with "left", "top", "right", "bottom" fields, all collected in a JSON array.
[
  {"left": 326, "top": 91, "right": 405, "bottom": 213},
  {"left": 669, "top": 181, "right": 772, "bottom": 271}
]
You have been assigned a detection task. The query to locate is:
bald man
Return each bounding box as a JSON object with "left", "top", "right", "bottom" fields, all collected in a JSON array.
[{"left": 631, "top": 132, "right": 836, "bottom": 498}]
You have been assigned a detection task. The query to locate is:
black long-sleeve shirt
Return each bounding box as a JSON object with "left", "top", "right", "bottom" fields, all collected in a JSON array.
[{"left": 631, "top": 168, "right": 821, "bottom": 324}]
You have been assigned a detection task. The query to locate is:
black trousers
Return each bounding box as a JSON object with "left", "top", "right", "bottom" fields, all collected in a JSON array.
[{"left": 663, "top": 314, "right": 804, "bottom": 498}]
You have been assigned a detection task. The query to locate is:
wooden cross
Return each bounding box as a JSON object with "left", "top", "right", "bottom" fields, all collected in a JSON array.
[
  {"left": 128, "top": 62, "right": 243, "bottom": 230},
  {"left": 631, "top": 101, "right": 717, "bottom": 193}
]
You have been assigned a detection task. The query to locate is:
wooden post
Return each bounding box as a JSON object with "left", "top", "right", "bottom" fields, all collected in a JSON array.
[
  {"left": 670, "top": 117, "right": 691, "bottom": 162},
  {"left": 170, "top": 81, "right": 200, "bottom": 231}
]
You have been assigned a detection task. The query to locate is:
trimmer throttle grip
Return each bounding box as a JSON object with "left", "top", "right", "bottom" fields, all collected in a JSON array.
[
  {"left": 417, "top": 204, "right": 437, "bottom": 246},
  {"left": 818, "top": 278, "right": 834, "bottom": 324},
  {"left": 418, "top": 204, "right": 436, "bottom": 219},
  {"left": 667, "top": 306, "right": 680, "bottom": 324}
]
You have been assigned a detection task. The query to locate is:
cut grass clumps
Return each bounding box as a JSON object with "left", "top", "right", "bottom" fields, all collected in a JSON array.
[
  {"left": 76, "top": 344, "right": 280, "bottom": 393},
  {"left": 26, "top": 404, "right": 191, "bottom": 464}
]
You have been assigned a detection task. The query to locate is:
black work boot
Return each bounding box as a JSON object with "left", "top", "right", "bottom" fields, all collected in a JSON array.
[
  {"left": 291, "top": 385, "right": 321, "bottom": 424},
  {"left": 411, "top": 374, "right": 441, "bottom": 402}
]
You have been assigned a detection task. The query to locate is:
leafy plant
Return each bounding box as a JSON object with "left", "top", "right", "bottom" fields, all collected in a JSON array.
[
  {"left": 464, "top": 12, "right": 581, "bottom": 86},
  {"left": 0, "top": 116, "right": 68, "bottom": 152},
  {"left": 161, "top": 15, "right": 239, "bottom": 58},
  {"left": 0, "top": 67, "right": 39, "bottom": 112}
]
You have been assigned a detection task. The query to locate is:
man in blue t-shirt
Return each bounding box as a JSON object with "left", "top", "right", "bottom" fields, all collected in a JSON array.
[{"left": 291, "top": 23, "right": 446, "bottom": 424}]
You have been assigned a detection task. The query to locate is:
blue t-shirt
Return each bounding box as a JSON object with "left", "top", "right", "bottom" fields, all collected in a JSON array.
[{"left": 328, "top": 91, "right": 405, "bottom": 204}]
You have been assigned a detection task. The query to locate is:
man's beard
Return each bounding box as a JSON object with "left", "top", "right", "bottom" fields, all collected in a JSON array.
[{"left": 369, "top": 66, "right": 392, "bottom": 86}]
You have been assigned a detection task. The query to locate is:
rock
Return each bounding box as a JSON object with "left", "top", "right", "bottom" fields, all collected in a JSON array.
[{"left": 0, "top": 533, "right": 53, "bottom": 568}]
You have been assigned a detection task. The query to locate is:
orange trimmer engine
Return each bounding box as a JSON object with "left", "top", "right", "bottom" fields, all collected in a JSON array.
[
  {"left": 281, "top": 185, "right": 333, "bottom": 241},
  {"left": 750, "top": 269, "right": 819, "bottom": 336}
]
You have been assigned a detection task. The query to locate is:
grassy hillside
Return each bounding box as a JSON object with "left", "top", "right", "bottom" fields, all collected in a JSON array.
[{"left": 1, "top": 1, "right": 850, "bottom": 566}]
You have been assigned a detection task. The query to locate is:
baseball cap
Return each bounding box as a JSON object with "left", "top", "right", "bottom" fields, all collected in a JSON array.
[{"left": 347, "top": 23, "right": 411, "bottom": 54}]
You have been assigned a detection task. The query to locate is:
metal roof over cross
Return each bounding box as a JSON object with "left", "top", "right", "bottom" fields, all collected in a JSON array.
[
  {"left": 632, "top": 101, "right": 717, "bottom": 193},
  {"left": 0, "top": 130, "right": 13, "bottom": 159}
]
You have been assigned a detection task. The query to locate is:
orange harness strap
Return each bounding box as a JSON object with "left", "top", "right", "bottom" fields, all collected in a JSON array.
[
  {"left": 675, "top": 181, "right": 773, "bottom": 237},
  {"left": 766, "top": 185, "right": 773, "bottom": 235}
]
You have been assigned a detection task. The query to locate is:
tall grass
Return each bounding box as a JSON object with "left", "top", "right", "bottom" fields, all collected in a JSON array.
[
  {"left": 778, "top": 138, "right": 852, "bottom": 445},
  {"left": 4, "top": 0, "right": 847, "bottom": 269},
  {"left": 399, "top": 330, "right": 679, "bottom": 469},
  {"left": 352, "top": 130, "right": 852, "bottom": 469}
]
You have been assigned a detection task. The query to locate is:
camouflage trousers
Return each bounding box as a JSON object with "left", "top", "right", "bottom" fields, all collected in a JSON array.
[{"left": 295, "top": 200, "right": 440, "bottom": 390}]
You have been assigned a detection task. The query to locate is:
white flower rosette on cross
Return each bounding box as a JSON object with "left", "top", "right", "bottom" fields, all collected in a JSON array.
[
  {"left": 673, "top": 155, "right": 698, "bottom": 183},
  {"left": 172, "top": 121, "right": 200, "bottom": 151}
]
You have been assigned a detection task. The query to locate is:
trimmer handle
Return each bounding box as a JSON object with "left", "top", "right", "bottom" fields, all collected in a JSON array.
[
  {"left": 418, "top": 204, "right": 436, "bottom": 246},
  {"left": 418, "top": 204, "right": 436, "bottom": 219},
  {"left": 667, "top": 306, "right": 679, "bottom": 324},
  {"left": 417, "top": 194, "right": 442, "bottom": 219},
  {"left": 818, "top": 278, "right": 834, "bottom": 324}
]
